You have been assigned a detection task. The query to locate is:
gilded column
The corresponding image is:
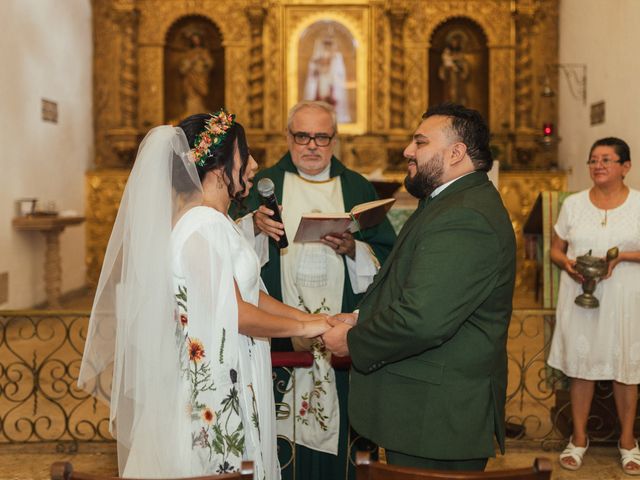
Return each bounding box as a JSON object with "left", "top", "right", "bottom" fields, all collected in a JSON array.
[
  {"left": 515, "top": 11, "right": 535, "bottom": 131},
  {"left": 107, "top": 2, "right": 140, "bottom": 165},
  {"left": 386, "top": 8, "right": 408, "bottom": 130},
  {"left": 245, "top": 6, "right": 267, "bottom": 129}
]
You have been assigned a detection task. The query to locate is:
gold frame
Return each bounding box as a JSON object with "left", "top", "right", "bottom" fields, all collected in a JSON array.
[{"left": 286, "top": 8, "right": 368, "bottom": 134}]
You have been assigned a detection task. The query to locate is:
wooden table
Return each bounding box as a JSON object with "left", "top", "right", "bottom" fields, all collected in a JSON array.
[{"left": 12, "top": 215, "right": 85, "bottom": 308}]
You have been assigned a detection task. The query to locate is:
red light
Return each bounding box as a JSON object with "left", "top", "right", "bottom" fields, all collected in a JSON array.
[{"left": 543, "top": 123, "right": 554, "bottom": 136}]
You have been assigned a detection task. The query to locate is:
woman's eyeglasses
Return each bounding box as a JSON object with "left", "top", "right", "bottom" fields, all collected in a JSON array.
[
  {"left": 289, "top": 130, "right": 335, "bottom": 147},
  {"left": 586, "top": 158, "right": 624, "bottom": 167}
]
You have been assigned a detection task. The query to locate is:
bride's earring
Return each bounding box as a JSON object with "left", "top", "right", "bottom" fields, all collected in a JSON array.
[{"left": 216, "top": 175, "right": 224, "bottom": 189}]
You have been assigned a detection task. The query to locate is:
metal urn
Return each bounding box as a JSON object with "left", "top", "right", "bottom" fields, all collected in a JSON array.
[{"left": 574, "top": 247, "right": 619, "bottom": 308}]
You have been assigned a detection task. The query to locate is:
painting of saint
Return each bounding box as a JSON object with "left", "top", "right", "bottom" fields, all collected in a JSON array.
[{"left": 298, "top": 21, "right": 356, "bottom": 124}]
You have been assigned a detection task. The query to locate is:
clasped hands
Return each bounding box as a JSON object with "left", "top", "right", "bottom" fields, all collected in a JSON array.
[
  {"left": 299, "top": 311, "right": 358, "bottom": 357},
  {"left": 253, "top": 205, "right": 356, "bottom": 259}
]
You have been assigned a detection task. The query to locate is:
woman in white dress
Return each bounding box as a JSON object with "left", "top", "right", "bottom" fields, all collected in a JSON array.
[
  {"left": 79, "top": 110, "right": 329, "bottom": 479},
  {"left": 547, "top": 137, "right": 640, "bottom": 475}
]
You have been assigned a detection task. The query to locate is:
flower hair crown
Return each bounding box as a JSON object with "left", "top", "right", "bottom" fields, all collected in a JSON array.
[{"left": 189, "top": 109, "right": 236, "bottom": 167}]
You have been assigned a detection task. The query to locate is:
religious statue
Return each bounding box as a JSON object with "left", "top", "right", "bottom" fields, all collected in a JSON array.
[
  {"left": 179, "top": 32, "right": 214, "bottom": 118},
  {"left": 303, "top": 32, "right": 351, "bottom": 123},
  {"left": 438, "top": 31, "right": 470, "bottom": 105}
]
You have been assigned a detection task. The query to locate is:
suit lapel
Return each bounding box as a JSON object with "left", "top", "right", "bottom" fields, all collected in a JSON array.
[
  {"left": 358, "top": 172, "right": 490, "bottom": 306},
  {"left": 359, "top": 198, "right": 427, "bottom": 303}
]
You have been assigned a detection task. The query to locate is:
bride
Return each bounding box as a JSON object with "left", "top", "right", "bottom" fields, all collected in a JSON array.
[{"left": 79, "top": 110, "right": 329, "bottom": 479}]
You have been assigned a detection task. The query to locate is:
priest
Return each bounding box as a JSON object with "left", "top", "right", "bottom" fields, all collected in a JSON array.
[{"left": 239, "top": 100, "right": 395, "bottom": 480}]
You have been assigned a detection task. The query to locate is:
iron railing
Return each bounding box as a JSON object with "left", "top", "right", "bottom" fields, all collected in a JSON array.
[{"left": 0, "top": 308, "right": 623, "bottom": 457}]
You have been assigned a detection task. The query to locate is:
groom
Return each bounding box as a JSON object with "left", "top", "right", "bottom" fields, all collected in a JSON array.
[{"left": 322, "top": 103, "right": 516, "bottom": 471}]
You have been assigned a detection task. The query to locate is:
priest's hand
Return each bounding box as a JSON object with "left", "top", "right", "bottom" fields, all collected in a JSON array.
[
  {"left": 322, "top": 317, "right": 352, "bottom": 357},
  {"left": 253, "top": 205, "right": 285, "bottom": 241},
  {"left": 321, "top": 232, "right": 356, "bottom": 259}
]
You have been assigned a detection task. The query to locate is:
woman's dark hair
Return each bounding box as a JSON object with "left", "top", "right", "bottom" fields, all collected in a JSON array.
[
  {"left": 589, "top": 137, "right": 631, "bottom": 163},
  {"left": 177, "top": 113, "right": 249, "bottom": 203}
]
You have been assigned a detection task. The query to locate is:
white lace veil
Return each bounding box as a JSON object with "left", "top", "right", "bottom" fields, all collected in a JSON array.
[{"left": 78, "top": 125, "right": 202, "bottom": 476}]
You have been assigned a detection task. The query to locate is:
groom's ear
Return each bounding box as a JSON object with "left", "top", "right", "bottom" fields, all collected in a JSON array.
[{"left": 449, "top": 142, "right": 468, "bottom": 166}]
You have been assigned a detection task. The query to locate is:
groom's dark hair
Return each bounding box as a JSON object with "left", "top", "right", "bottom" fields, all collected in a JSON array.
[{"left": 422, "top": 103, "right": 493, "bottom": 172}]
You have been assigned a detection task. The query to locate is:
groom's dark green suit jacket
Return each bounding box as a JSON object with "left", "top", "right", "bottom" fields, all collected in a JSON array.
[{"left": 347, "top": 171, "right": 516, "bottom": 460}]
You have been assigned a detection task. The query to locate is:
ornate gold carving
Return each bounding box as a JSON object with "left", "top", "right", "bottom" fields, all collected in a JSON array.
[
  {"left": 386, "top": 8, "right": 408, "bottom": 130},
  {"left": 515, "top": 11, "right": 535, "bottom": 131},
  {"left": 88, "top": 0, "right": 561, "bottom": 283},
  {"left": 264, "top": 5, "right": 284, "bottom": 132},
  {"left": 499, "top": 171, "right": 567, "bottom": 297},
  {"left": 226, "top": 46, "right": 251, "bottom": 122},
  {"left": 108, "top": 3, "right": 140, "bottom": 164},
  {"left": 246, "top": 6, "right": 268, "bottom": 129},
  {"left": 371, "top": 4, "right": 388, "bottom": 132},
  {"left": 86, "top": 169, "right": 129, "bottom": 287}
]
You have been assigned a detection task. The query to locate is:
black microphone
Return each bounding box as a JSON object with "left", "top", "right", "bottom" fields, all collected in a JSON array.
[{"left": 256, "top": 178, "right": 288, "bottom": 249}]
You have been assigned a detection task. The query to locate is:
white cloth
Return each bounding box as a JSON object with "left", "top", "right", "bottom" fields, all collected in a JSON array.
[
  {"left": 237, "top": 169, "right": 381, "bottom": 455},
  {"left": 548, "top": 189, "right": 640, "bottom": 384},
  {"left": 278, "top": 172, "right": 343, "bottom": 454},
  {"left": 171, "top": 207, "right": 279, "bottom": 479}
]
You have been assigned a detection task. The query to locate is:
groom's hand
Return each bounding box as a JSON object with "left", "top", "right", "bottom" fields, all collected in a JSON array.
[
  {"left": 322, "top": 317, "right": 352, "bottom": 357},
  {"left": 332, "top": 312, "right": 358, "bottom": 326}
]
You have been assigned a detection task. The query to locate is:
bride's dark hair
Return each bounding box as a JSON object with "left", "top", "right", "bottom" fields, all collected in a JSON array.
[{"left": 178, "top": 113, "right": 249, "bottom": 203}]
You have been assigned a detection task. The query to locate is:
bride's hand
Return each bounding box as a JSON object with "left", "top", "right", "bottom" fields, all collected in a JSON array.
[
  {"left": 299, "top": 318, "right": 331, "bottom": 338},
  {"left": 294, "top": 310, "right": 329, "bottom": 322}
]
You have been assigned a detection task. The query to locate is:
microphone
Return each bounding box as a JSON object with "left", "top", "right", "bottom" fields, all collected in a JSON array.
[{"left": 256, "top": 178, "right": 288, "bottom": 249}]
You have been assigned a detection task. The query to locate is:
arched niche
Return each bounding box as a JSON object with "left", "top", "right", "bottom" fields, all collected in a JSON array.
[
  {"left": 428, "top": 17, "right": 489, "bottom": 123},
  {"left": 164, "top": 16, "right": 224, "bottom": 124}
]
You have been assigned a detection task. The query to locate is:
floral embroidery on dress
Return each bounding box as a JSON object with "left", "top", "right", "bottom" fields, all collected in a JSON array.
[
  {"left": 247, "top": 383, "right": 261, "bottom": 439},
  {"left": 175, "top": 282, "right": 245, "bottom": 473}
]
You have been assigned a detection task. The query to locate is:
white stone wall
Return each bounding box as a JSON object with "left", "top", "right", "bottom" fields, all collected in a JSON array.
[
  {"left": 558, "top": 0, "right": 640, "bottom": 191},
  {"left": 0, "top": 0, "right": 92, "bottom": 308}
]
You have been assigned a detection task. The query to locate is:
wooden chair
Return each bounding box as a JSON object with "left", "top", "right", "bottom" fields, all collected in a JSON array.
[
  {"left": 355, "top": 452, "right": 552, "bottom": 480},
  {"left": 50, "top": 461, "right": 254, "bottom": 480}
]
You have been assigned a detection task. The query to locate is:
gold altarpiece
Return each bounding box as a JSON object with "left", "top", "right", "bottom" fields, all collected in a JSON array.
[{"left": 88, "top": 0, "right": 563, "bottom": 294}]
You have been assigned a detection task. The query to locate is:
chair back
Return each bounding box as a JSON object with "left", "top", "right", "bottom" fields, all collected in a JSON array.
[
  {"left": 355, "top": 452, "right": 551, "bottom": 480},
  {"left": 50, "top": 461, "right": 254, "bottom": 480}
]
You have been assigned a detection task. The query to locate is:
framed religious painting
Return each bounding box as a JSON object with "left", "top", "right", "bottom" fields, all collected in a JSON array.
[{"left": 286, "top": 9, "right": 368, "bottom": 134}]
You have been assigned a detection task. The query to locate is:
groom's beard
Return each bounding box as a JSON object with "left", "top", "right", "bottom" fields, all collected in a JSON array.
[{"left": 404, "top": 151, "right": 445, "bottom": 199}]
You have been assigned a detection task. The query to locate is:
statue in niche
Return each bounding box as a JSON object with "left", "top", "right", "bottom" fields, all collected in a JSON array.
[
  {"left": 179, "top": 32, "right": 214, "bottom": 118},
  {"left": 303, "top": 30, "right": 351, "bottom": 123},
  {"left": 438, "top": 31, "right": 470, "bottom": 105}
]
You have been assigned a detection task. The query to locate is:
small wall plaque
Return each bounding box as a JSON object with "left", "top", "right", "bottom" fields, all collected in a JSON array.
[
  {"left": 590, "top": 101, "right": 605, "bottom": 126},
  {"left": 42, "top": 98, "right": 58, "bottom": 123}
]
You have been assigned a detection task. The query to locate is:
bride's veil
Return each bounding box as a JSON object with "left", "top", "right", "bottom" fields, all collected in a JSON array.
[{"left": 78, "top": 125, "right": 202, "bottom": 476}]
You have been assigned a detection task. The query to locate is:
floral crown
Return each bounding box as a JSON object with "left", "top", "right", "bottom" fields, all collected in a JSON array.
[{"left": 189, "top": 109, "right": 236, "bottom": 167}]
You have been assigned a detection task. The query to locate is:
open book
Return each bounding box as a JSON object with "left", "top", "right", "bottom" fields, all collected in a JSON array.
[{"left": 293, "top": 198, "right": 395, "bottom": 243}]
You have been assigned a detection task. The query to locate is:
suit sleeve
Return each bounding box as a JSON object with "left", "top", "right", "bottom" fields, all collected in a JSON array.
[{"left": 347, "top": 207, "right": 501, "bottom": 372}]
